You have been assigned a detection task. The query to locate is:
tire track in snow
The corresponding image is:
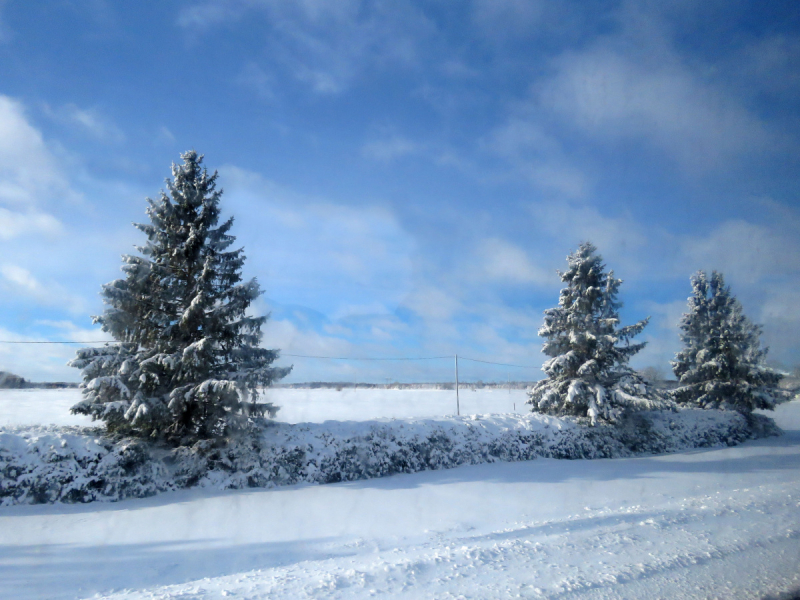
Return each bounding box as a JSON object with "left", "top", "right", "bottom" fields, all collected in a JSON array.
[{"left": 96, "top": 482, "right": 800, "bottom": 599}]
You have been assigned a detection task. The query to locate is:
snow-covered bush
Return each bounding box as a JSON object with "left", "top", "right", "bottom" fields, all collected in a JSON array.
[
  {"left": 671, "top": 271, "right": 789, "bottom": 413},
  {"left": 0, "top": 427, "right": 168, "bottom": 505},
  {"left": 528, "top": 242, "right": 670, "bottom": 424},
  {"left": 69, "top": 151, "right": 291, "bottom": 443},
  {"left": 0, "top": 410, "right": 775, "bottom": 506}
]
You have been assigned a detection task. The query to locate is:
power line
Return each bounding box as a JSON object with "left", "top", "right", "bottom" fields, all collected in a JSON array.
[{"left": 459, "top": 355, "right": 538, "bottom": 369}]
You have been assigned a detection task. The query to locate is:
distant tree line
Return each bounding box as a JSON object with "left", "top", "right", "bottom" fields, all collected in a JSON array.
[{"left": 0, "top": 372, "right": 78, "bottom": 389}]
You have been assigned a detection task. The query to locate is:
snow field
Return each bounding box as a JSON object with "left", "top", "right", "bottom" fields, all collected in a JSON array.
[{"left": 0, "top": 387, "right": 526, "bottom": 428}]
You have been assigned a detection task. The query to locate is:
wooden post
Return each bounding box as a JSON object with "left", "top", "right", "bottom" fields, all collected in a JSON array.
[{"left": 455, "top": 354, "right": 460, "bottom": 416}]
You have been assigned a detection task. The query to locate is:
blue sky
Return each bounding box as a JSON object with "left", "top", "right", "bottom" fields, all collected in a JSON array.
[{"left": 0, "top": 0, "right": 798, "bottom": 384}]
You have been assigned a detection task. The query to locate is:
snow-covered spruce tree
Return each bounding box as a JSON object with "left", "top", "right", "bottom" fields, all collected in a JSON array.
[
  {"left": 671, "top": 270, "right": 786, "bottom": 413},
  {"left": 527, "top": 242, "right": 667, "bottom": 424},
  {"left": 69, "top": 151, "right": 291, "bottom": 443}
]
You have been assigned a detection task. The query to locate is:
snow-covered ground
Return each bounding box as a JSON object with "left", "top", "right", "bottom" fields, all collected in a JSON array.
[
  {"left": 0, "top": 387, "right": 526, "bottom": 426},
  {"left": 1, "top": 390, "right": 799, "bottom": 599}
]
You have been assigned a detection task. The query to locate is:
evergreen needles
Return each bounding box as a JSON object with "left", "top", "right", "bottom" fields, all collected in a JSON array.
[
  {"left": 527, "top": 242, "right": 668, "bottom": 424},
  {"left": 671, "top": 270, "right": 788, "bottom": 413},
  {"left": 69, "top": 151, "right": 291, "bottom": 443}
]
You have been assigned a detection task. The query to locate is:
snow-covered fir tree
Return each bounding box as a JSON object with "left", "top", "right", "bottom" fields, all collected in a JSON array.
[
  {"left": 70, "top": 151, "right": 291, "bottom": 443},
  {"left": 527, "top": 242, "right": 667, "bottom": 424},
  {"left": 671, "top": 270, "right": 787, "bottom": 413}
]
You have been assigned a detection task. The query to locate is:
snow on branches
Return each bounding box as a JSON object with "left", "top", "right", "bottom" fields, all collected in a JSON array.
[
  {"left": 671, "top": 271, "right": 788, "bottom": 413},
  {"left": 527, "top": 242, "right": 669, "bottom": 424},
  {"left": 70, "top": 151, "right": 291, "bottom": 443}
]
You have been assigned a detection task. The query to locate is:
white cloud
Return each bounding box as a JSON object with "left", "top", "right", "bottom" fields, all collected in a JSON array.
[
  {"left": 723, "top": 34, "right": 800, "bottom": 100},
  {"left": 155, "top": 126, "right": 177, "bottom": 145},
  {"left": 0, "top": 264, "right": 85, "bottom": 315},
  {"left": 362, "top": 136, "right": 420, "bottom": 162},
  {"left": 34, "top": 320, "right": 113, "bottom": 344},
  {"left": 0, "top": 207, "right": 61, "bottom": 239},
  {"left": 486, "top": 118, "right": 589, "bottom": 198},
  {"left": 475, "top": 238, "right": 553, "bottom": 286},
  {"left": 218, "top": 166, "right": 416, "bottom": 313},
  {"left": 471, "top": 0, "right": 545, "bottom": 39},
  {"left": 179, "top": 0, "right": 433, "bottom": 94},
  {"left": 630, "top": 298, "right": 688, "bottom": 370},
  {"left": 759, "top": 286, "right": 800, "bottom": 366},
  {"left": 263, "top": 317, "right": 355, "bottom": 357},
  {"left": 761, "top": 289, "right": 800, "bottom": 325},
  {"left": 331, "top": 301, "right": 395, "bottom": 321},
  {"left": 529, "top": 200, "right": 649, "bottom": 276},
  {"left": 176, "top": 0, "right": 249, "bottom": 29},
  {"left": 45, "top": 103, "right": 125, "bottom": 142},
  {"left": 522, "top": 163, "right": 587, "bottom": 199},
  {"left": 235, "top": 62, "right": 276, "bottom": 100},
  {"left": 540, "top": 47, "right": 770, "bottom": 172},
  {"left": 679, "top": 219, "right": 800, "bottom": 284},
  {"left": 675, "top": 215, "right": 800, "bottom": 366},
  {"left": 0, "top": 96, "right": 71, "bottom": 208},
  {"left": 0, "top": 264, "right": 41, "bottom": 293},
  {"left": 648, "top": 299, "right": 689, "bottom": 332},
  {"left": 402, "top": 285, "right": 462, "bottom": 322}
]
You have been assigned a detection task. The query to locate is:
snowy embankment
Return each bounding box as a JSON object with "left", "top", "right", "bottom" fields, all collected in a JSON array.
[{"left": 0, "top": 401, "right": 775, "bottom": 506}]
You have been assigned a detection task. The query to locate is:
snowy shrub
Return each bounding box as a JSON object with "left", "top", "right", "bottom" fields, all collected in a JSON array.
[
  {"left": 0, "top": 427, "right": 169, "bottom": 506},
  {"left": 528, "top": 242, "right": 671, "bottom": 424},
  {"left": 69, "top": 151, "right": 290, "bottom": 444},
  {"left": 0, "top": 409, "right": 776, "bottom": 506},
  {"left": 671, "top": 271, "right": 789, "bottom": 413}
]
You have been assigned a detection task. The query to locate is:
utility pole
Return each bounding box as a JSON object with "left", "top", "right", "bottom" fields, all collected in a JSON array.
[{"left": 455, "top": 354, "right": 460, "bottom": 416}]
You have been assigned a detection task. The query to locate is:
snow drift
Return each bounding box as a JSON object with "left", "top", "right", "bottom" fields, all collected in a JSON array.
[{"left": 0, "top": 409, "right": 778, "bottom": 506}]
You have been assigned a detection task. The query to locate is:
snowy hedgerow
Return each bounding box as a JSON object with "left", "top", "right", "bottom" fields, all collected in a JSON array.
[
  {"left": 671, "top": 271, "right": 788, "bottom": 413},
  {"left": 69, "top": 151, "right": 291, "bottom": 443},
  {"left": 527, "top": 242, "right": 669, "bottom": 424},
  {"left": 1, "top": 409, "right": 773, "bottom": 505}
]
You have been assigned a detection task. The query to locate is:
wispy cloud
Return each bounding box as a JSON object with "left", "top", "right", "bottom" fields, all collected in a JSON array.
[
  {"left": 218, "top": 165, "right": 416, "bottom": 311},
  {"left": 179, "top": 0, "right": 434, "bottom": 94},
  {"left": 678, "top": 219, "right": 800, "bottom": 284},
  {"left": 471, "top": 0, "right": 546, "bottom": 38},
  {"left": 474, "top": 238, "right": 553, "bottom": 286},
  {"left": 176, "top": 0, "right": 251, "bottom": 30},
  {"left": 0, "top": 95, "right": 75, "bottom": 251},
  {"left": 49, "top": 103, "right": 125, "bottom": 142},
  {"left": 235, "top": 62, "right": 276, "bottom": 100},
  {"left": 0, "top": 96, "right": 74, "bottom": 208},
  {"left": 541, "top": 47, "right": 771, "bottom": 172},
  {"left": 528, "top": 200, "right": 650, "bottom": 277},
  {"left": 362, "top": 136, "right": 420, "bottom": 162},
  {"left": 0, "top": 264, "right": 85, "bottom": 315},
  {"left": 155, "top": 126, "right": 176, "bottom": 146},
  {"left": 0, "top": 207, "right": 61, "bottom": 239},
  {"left": 486, "top": 118, "right": 589, "bottom": 198}
]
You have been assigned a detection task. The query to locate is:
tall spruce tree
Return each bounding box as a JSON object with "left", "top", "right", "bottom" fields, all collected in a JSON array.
[
  {"left": 671, "top": 271, "right": 786, "bottom": 413},
  {"left": 70, "top": 151, "right": 291, "bottom": 442},
  {"left": 527, "top": 242, "right": 666, "bottom": 424}
]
